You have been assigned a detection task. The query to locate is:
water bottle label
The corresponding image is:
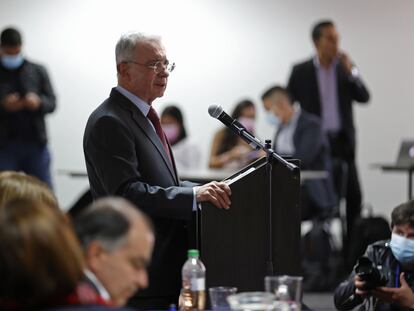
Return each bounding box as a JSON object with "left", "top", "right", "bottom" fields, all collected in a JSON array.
[{"left": 190, "top": 278, "right": 205, "bottom": 291}]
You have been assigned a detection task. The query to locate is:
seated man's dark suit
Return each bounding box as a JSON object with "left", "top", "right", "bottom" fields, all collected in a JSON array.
[
  {"left": 83, "top": 88, "right": 195, "bottom": 309},
  {"left": 274, "top": 110, "right": 336, "bottom": 218},
  {"left": 287, "top": 58, "right": 369, "bottom": 237}
]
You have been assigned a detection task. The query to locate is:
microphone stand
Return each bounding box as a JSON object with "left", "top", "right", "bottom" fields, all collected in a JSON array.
[
  {"left": 232, "top": 123, "right": 299, "bottom": 275},
  {"left": 265, "top": 139, "right": 274, "bottom": 275}
]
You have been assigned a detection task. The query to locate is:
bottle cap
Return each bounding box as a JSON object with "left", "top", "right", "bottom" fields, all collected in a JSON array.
[{"left": 188, "top": 249, "right": 199, "bottom": 258}]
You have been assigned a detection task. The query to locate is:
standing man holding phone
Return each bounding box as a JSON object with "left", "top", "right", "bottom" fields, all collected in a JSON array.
[{"left": 287, "top": 20, "right": 370, "bottom": 259}]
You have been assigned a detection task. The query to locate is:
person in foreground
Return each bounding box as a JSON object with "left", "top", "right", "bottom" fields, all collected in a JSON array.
[
  {"left": 0, "top": 198, "right": 132, "bottom": 311},
  {"left": 74, "top": 197, "right": 155, "bottom": 307},
  {"left": 83, "top": 32, "right": 231, "bottom": 309},
  {"left": 334, "top": 200, "right": 414, "bottom": 311},
  {"left": 0, "top": 170, "right": 58, "bottom": 209}
]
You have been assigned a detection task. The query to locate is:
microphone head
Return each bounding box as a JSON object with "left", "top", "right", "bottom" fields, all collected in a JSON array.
[{"left": 208, "top": 104, "right": 223, "bottom": 118}]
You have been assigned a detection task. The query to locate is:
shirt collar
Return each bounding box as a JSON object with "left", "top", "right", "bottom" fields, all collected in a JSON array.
[
  {"left": 282, "top": 104, "right": 301, "bottom": 128},
  {"left": 84, "top": 269, "right": 111, "bottom": 303},
  {"left": 116, "top": 85, "right": 151, "bottom": 117},
  {"left": 313, "top": 55, "right": 339, "bottom": 70}
]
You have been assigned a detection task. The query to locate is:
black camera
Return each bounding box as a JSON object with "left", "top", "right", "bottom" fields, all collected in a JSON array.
[{"left": 354, "top": 256, "right": 388, "bottom": 290}]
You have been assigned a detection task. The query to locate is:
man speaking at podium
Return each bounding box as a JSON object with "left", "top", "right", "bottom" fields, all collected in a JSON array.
[{"left": 83, "top": 32, "right": 231, "bottom": 310}]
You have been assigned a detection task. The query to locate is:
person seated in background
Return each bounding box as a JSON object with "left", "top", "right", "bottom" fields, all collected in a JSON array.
[
  {"left": 0, "top": 198, "right": 130, "bottom": 311},
  {"left": 261, "top": 85, "right": 336, "bottom": 219},
  {"left": 160, "top": 105, "right": 201, "bottom": 171},
  {"left": 0, "top": 170, "right": 58, "bottom": 209},
  {"left": 334, "top": 200, "right": 414, "bottom": 311},
  {"left": 73, "top": 197, "right": 155, "bottom": 307},
  {"left": 209, "top": 99, "right": 262, "bottom": 169}
]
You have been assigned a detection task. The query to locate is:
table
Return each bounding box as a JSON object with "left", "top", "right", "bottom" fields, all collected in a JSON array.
[
  {"left": 58, "top": 168, "right": 328, "bottom": 184},
  {"left": 371, "top": 163, "right": 414, "bottom": 200}
]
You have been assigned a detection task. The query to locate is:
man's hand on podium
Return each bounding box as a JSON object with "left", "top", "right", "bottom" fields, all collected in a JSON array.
[{"left": 195, "top": 181, "right": 232, "bottom": 210}]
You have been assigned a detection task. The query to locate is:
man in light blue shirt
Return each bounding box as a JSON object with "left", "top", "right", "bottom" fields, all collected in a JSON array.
[{"left": 262, "top": 85, "right": 336, "bottom": 219}]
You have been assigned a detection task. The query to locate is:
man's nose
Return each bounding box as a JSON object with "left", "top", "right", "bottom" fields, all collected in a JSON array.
[
  {"left": 158, "top": 66, "right": 169, "bottom": 77},
  {"left": 135, "top": 270, "right": 149, "bottom": 289}
]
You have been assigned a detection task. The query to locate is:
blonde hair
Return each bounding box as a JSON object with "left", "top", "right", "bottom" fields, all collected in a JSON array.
[
  {"left": 0, "top": 198, "right": 84, "bottom": 308},
  {"left": 0, "top": 171, "right": 58, "bottom": 210}
]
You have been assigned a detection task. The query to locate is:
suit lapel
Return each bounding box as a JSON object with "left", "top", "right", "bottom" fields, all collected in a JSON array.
[
  {"left": 309, "top": 60, "right": 322, "bottom": 116},
  {"left": 110, "top": 89, "right": 179, "bottom": 184},
  {"left": 293, "top": 112, "right": 305, "bottom": 146}
]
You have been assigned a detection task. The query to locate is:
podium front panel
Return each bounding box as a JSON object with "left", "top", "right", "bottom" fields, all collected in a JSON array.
[{"left": 199, "top": 158, "right": 301, "bottom": 292}]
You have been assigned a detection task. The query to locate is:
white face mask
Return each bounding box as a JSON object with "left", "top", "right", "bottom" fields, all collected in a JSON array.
[{"left": 265, "top": 111, "right": 281, "bottom": 127}]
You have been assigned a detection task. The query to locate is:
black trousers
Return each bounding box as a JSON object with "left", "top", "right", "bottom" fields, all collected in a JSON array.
[{"left": 327, "top": 132, "right": 362, "bottom": 259}]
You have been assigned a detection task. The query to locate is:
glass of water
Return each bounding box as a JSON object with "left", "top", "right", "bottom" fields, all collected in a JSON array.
[
  {"left": 264, "top": 275, "right": 303, "bottom": 311},
  {"left": 209, "top": 287, "right": 237, "bottom": 311},
  {"left": 227, "top": 292, "right": 276, "bottom": 311}
]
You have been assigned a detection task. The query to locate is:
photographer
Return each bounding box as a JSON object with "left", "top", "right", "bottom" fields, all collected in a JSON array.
[{"left": 334, "top": 200, "right": 414, "bottom": 311}]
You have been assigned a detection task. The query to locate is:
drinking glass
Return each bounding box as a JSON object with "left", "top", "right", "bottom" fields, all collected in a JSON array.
[{"left": 264, "top": 276, "right": 303, "bottom": 311}]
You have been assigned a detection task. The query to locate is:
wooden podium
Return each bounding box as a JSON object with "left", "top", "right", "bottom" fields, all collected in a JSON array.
[{"left": 197, "top": 157, "right": 301, "bottom": 292}]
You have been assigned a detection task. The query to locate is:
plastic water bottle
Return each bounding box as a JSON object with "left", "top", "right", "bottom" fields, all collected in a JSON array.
[{"left": 180, "top": 249, "right": 206, "bottom": 311}]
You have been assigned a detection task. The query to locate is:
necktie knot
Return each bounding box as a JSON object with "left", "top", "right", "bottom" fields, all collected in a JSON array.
[{"left": 148, "top": 106, "right": 160, "bottom": 124}]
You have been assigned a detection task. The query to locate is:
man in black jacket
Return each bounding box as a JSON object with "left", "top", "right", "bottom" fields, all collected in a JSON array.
[
  {"left": 0, "top": 27, "right": 56, "bottom": 188},
  {"left": 334, "top": 200, "right": 414, "bottom": 311},
  {"left": 83, "top": 32, "right": 231, "bottom": 309},
  {"left": 287, "top": 20, "right": 370, "bottom": 252}
]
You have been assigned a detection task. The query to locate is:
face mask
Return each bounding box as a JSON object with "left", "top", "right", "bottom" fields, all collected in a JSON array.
[
  {"left": 162, "top": 124, "right": 180, "bottom": 144},
  {"left": 238, "top": 117, "right": 255, "bottom": 133},
  {"left": 1, "top": 54, "right": 24, "bottom": 69},
  {"left": 265, "top": 111, "right": 281, "bottom": 127},
  {"left": 390, "top": 233, "right": 414, "bottom": 264}
]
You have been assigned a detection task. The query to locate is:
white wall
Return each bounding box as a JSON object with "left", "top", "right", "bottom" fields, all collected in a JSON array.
[{"left": 1, "top": 0, "right": 413, "bottom": 217}]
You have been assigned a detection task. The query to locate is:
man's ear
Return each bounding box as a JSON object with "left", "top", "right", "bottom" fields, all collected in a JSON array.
[
  {"left": 86, "top": 240, "right": 106, "bottom": 271},
  {"left": 117, "top": 63, "right": 130, "bottom": 80}
]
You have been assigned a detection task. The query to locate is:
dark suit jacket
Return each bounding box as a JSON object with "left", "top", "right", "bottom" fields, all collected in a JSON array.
[
  {"left": 83, "top": 88, "right": 195, "bottom": 299},
  {"left": 287, "top": 58, "right": 370, "bottom": 159},
  {"left": 0, "top": 59, "right": 56, "bottom": 146},
  {"left": 275, "top": 110, "right": 336, "bottom": 213}
]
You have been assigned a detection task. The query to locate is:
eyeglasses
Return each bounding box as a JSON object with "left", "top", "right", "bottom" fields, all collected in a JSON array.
[{"left": 123, "top": 59, "right": 176, "bottom": 73}]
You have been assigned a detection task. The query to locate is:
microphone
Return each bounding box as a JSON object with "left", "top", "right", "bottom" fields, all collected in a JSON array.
[
  {"left": 208, "top": 104, "right": 298, "bottom": 171},
  {"left": 208, "top": 104, "right": 260, "bottom": 150}
]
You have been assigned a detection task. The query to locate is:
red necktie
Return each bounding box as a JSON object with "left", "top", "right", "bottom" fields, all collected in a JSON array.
[{"left": 147, "top": 106, "right": 173, "bottom": 164}]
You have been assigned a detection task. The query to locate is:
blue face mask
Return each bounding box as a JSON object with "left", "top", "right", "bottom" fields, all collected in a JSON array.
[
  {"left": 265, "top": 111, "right": 281, "bottom": 127},
  {"left": 1, "top": 54, "right": 24, "bottom": 69},
  {"left": 390, "top": 233, "right": 414, "bottom": 264}
]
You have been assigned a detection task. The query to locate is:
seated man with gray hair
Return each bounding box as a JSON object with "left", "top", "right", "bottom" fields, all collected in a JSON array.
[{"left": 73, "top": 197, "right": 154, "bottom": 307}]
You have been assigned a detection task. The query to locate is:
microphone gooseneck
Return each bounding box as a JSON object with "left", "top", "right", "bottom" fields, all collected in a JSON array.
[{"left": 207, "top": 104, "right": 298, "bottom": 172}]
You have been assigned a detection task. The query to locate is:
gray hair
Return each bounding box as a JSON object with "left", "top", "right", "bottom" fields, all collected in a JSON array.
[
  {"left": 115, "top": 32, "right": 161, "bottom": 65},
  {"left": 73, "top": 196, "right": 152, "bottom": 253}
]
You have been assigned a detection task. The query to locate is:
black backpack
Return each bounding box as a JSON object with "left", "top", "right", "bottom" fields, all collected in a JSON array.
[
  {"left": 301, "top": 219, "right": 344, "bottom": 291},
  {"left": 347, "top": 204, "right": 391, "bottom": 268}
]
